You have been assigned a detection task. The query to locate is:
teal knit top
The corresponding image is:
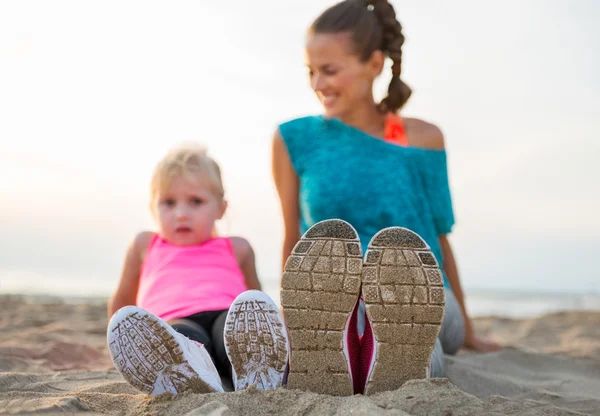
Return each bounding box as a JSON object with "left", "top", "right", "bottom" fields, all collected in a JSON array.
[{"left": 279, "top": 115, "right": 455, "bottom": 288}]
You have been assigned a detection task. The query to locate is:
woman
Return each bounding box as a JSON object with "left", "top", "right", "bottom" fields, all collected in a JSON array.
[{"left": 272, "top": 0, "right": 502, "bottom": 395}]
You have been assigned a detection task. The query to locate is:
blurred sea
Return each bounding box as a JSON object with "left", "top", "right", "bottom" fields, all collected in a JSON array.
[{"left": 2, "top": 269, "right": 599, "bottom": 319}]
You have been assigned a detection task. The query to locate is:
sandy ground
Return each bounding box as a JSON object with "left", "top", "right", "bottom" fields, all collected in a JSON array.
[{"left": 1, "top": 294, "right": 599, "bottom": 415}]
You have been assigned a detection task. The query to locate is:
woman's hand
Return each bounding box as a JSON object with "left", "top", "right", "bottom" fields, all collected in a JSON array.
[
  {"left": 463, "top": 327, "right": 504, "bottom": 352},
  {"left": 439, "top": 235, "right": 504, "bottom": 354}
]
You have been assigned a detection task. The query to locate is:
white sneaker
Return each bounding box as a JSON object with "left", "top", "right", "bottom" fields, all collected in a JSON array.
[
  {"left": 223, "top": 290, "right": 289, "bottom": 391},
  {"left": 107, "top": 306, "right": 224, "bottom": 396}
]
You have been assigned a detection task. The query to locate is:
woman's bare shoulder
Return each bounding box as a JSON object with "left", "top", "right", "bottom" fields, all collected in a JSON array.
[{"left": 403, "top": 117, "right": 445, "bottom": 150}]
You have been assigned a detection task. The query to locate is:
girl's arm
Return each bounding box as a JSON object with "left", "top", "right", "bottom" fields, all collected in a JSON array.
[
  {"left": 440, "top": 235, "right": 503, "bottom": 352},
  {"left": 107, "top": 232, "right": 153, "bottom": 320},
  {"left": 271, "top": 130, "right": 300, "bottom": 271},
  {"left": 230, "top": 237, "right": 261, "bottom": 290}
]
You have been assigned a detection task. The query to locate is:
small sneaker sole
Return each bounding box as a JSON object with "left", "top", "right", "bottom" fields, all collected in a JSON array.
[
  {"left": 223, "top": 290, "right": 289, "bottom": 391},
  {"left": 107, "top": 306, "right": 223, "bottom": 396},
  {"left": 362, "top": 227, "right": 445, "bottom": 395},
  {"left": 281, "top": 219, "right": 363, "bottom": 396}
]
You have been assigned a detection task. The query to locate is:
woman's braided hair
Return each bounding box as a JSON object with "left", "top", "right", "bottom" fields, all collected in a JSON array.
[{"left": 310, "top": 0, "right": 412, "bottom": 113}]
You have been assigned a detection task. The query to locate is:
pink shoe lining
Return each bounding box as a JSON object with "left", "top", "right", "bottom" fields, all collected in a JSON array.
[
  {"left": 359, "top": 308, "right": 375, "bottom": 395},
  {"left": 347, "top": 297, "right": 362, "bottom": 394}
]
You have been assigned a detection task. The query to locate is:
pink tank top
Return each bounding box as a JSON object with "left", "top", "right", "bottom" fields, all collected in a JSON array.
[{"left": 136, "top": 234, "right": 248, "bottom": 321}]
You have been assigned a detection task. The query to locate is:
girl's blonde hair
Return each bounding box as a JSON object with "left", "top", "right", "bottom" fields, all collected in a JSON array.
[{"left": 150, "top": 143, "right": 225, "bottom": 210}]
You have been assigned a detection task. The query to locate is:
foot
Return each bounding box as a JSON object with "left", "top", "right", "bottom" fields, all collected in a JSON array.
[
  {"left": 361, "top": 227, "right": 446, "bottom": 395},
  {"left": 280, "top": 219, "right": 363, "bottom": 396},
  {"left": 223, "top": 290, "right": 289, "bottom": 391},
  {"left": 107, "top": 306, "right": 224, "bottom": 396}
]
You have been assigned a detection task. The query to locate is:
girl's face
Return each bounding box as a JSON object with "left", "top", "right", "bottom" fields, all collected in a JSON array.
[
  {"left": 305, "top": 32, "right": 382, "bottom": 119},
  {"left": 154, "top": 175, "right": 226, "bottom": 246}
]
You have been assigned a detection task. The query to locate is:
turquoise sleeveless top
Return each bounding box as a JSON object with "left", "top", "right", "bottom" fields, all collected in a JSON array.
[{"left": 279, "top": 115, "right": 455, "bottom": 288}]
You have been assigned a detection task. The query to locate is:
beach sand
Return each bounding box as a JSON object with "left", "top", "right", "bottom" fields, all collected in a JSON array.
[{"left": 1, "top": 294, "right": 599, "bottom": 415}]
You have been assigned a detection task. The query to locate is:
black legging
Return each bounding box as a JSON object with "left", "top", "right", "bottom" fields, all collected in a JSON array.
[{"left": 168, "top": 309, "right": 230, "bottom": 379}]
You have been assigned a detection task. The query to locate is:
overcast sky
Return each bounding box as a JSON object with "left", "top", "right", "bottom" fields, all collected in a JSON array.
[{"left": 1, "top": 0, "right": 598, "bottom": 299}]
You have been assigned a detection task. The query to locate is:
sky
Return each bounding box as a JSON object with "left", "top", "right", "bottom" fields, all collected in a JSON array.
[{"left": 0, "top": 0, "right": 599, "bottom": 300}]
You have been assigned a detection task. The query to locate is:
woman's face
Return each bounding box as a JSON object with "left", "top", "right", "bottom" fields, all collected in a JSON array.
[{"left": 305, "top": 32, "right": 382, "bottom": 119}]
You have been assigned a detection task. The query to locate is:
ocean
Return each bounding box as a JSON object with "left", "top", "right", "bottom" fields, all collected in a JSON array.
[{"left": 2, "top": 269, "right": 599, "bottom": 319}]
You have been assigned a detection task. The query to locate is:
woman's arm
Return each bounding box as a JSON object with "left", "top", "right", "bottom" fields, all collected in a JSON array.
[
  {"left": 406, "top": 118, "right": 502, "bottom": 352},
  {"left": 440, "top": 235, "right": 503, "bottom": 352},
  {"left": 230, "top": 237, "right": 262, "bottom": 291},
  {"left": 107, "top": 231, "right": 153, "bottom": 320},
  {"left": 272, "top": 130, "right": 300, "bottom": 271}
]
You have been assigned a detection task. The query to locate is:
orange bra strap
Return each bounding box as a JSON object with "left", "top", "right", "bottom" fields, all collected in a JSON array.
[{"left": 384, "top": 113, "right": 408, "bottom": 146}]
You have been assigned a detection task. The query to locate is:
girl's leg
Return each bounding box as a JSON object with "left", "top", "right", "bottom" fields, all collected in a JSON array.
[
  {"left": 173, "top": 310, "right": 227, "bottom": 369},
  {"left": 168, "top": 318, "right": 212, "bottom": 353},
  {"left": 172, "top": 311, "right": 233, "bottom": 389},
  {"left": 210, "top": 311, "right": 232, "bottom": 379}
]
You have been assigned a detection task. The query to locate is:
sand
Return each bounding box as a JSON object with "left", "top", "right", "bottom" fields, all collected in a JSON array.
[{"left": 1, "top": 294, "right": 599, "bottom": 415}]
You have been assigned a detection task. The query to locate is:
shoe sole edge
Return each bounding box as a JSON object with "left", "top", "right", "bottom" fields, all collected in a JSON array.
[
  {"left": 281, "top": 219, "right": 362, "bottom": 396},
  {"left": 107, "top": 306, "right": 222, "bottom": 396},
  {"left": 224, "top": 290, "right": 290, "bottom": 391},
  {"left": 362, "top": 227, "right": 445, "bottom": 395}
]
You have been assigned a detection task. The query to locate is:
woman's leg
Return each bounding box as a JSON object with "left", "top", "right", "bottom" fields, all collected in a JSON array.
[
  {"left": 429, "top": 338, "right": 444, "bottom": 378},
  {"left": 429, "top": 288, "right": 465, "bottom": 377},
  {"left": 357, "top": 299, "right": 366, "bottom": 335},
  {"left": 439, "top": 289, "right": 465, "bottom": 355}
]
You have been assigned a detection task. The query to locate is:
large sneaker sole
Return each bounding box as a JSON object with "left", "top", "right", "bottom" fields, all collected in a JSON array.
[
  {"left": 223, "top": 290, "right": 289, "bottom": 391},
  {"left": 280, "top": 219, "right": 363, "bottom": 396},
  {"left": 107, "top": 306, "right": 223, "bottom": 396},
  {"left": 362, "top": 227, "right": 445, "bottom": 395}
]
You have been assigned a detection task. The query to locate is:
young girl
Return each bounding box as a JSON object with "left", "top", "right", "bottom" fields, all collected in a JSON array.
[{"left": 107, "top": 143, "right": 289, "bottom": 396}]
